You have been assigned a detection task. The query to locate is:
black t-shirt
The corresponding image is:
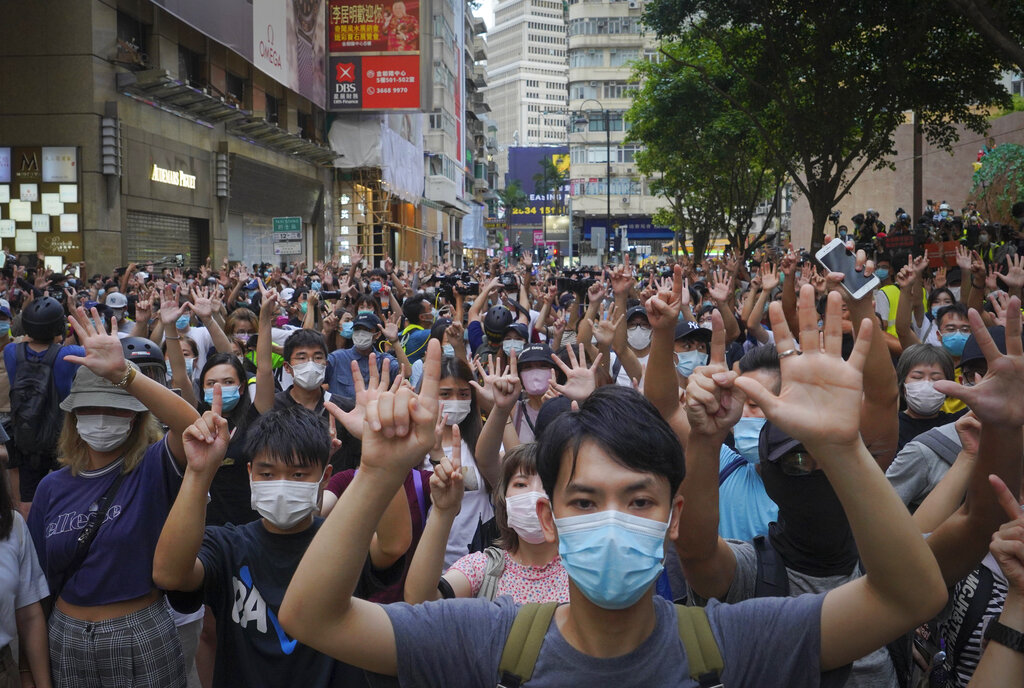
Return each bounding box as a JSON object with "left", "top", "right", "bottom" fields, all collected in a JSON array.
[
  {"left": 206, "top": 403, "right": 262, "bottom": 527},
  {"left": 898, "top": 411, "right": 964, "bottom": 452},
  {"left": 198, "top": 518, "right": 397, "bottom": 688}
]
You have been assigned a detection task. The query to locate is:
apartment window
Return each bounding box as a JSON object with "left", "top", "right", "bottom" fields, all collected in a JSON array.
[
  {"left": 265, "top": 93, "right": 279, "bottom": 124},
  {"left": 226, "top": 71, "right": 245, "bottom": 102},
  {"left": 116, "top": 10, "right": 145, "bottom": 47},
  {"left": 178, "top": 45, "right": 204, "bottom": 85},
  {"left": 609, "top": 49, "right": 639, "bottom": 67}
]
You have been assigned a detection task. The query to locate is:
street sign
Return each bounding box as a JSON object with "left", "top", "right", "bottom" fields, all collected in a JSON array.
[
  {"left": 273, "top": 217, "right": 302, "bottom": 233},
  {"left": 273, "top": 216, "right": 303, "bottom": 259}
]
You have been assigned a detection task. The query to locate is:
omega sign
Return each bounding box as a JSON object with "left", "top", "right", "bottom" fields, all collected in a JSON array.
[
  {"left": 150, "top": 164, "right": 196, "bottom": 190},
  {"left": 259, "top": 24, "right": 282, "bottom": 68}
]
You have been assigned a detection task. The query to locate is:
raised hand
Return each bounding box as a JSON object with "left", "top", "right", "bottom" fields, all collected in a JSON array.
[
  {"left": 645, "top": 265, "right": 683, "bottom": 330},
  {"left": 609, "top": 257, "right": 634, "bottom": 297},
  {"left": 955, "top": 244, "right": 973, "bottom": 273},
  {"left": 684, "top": 310, "right": 742, "bottom": 437},
  {"left": 986, "top": 474, "right": 1024, "bottom": 594},
  {"left": 358, "top": 340, "right": 441, "bottom": 473},
  {"left": 733, "top": 285, "right": 873, "bottom": 455},
  {"left": 64, "top": 306, "right": 130, "bottom": 382},
  {"left": 470, "top": 353, "right": 520, "bottom": 411},
  {"left": 989, "top": 291, "right": 1011, "bottom": 327},
  {"left": 551, "top": 344, "right": 601, "bottom": 402},
  {"left": 594, "top": 303, "right": 622, "bottom": 348},
  {"left": 708, "top": 269, "right": 733, "bottom": 304},
  {"left": 182, "top": 383, "right": 230, "bottom": 475},
  {"left": 587, "top": 279, "right": 606, "bottom": 306},
  {"left": 986, "top": 264, "right": 1000, "bottom": 293},
  {"left": 379, "top": 312, "right": 401, "bottom": 344},
  {"left": 760, "top": 262, "right": 780, "bottom": 292},
  {"left": 190, "top": 287, "right": 215, "bottom": 320},
  {"left": 1000, "top": 253, "right": 1024, "bottom": 291},
  {"left": 933, "top": 266, "right": 947, "bottom": 289},
  {"left": 954, "top": 411, "right": 982, "bottom": 457},
  {"left": 934, "top": 297, "right": 1024, "bottom": 427},
  {"left": 326, "top": 354, "right": 401, "bottom": 440}
]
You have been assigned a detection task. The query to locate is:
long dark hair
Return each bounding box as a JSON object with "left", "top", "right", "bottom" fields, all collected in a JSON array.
[
  {"left": 199, "top": 352, "right": 253, "bottom": 427},
  {"left": 438, "top": 356, "right": 482, "bottom": 454},
  {"left": 0, "top": 466, "right": 14, "bottom": 539}
]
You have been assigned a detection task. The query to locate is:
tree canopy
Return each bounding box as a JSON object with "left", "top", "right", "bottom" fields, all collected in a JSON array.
[{"left": 641, "top": 0, "right": 1011, "bottom": 248}]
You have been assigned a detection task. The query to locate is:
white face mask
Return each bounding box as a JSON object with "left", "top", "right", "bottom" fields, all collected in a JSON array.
[
  {"left": 626, "top": 326, "right": 652, "bottom": 351},
  {"left": 352, "top": 330, "right": 375, "bottom": 350},
  {"left": 249, "top": 474, "right": 323, "bottom": 530},
  {"left": 505, "top": 490, "right": 547, "bottom": 544},
  {"left": 903, "top": 379, "right": 946, "bottom": 416},
  {"left": 291, "top": 360, "right": 326, "bottom": 391},
  {"left": 76, "top": 414, "right": 133, "bottom": 453},
  {"left": 441, "top": 399, "right": 472, "bottom": 425}
]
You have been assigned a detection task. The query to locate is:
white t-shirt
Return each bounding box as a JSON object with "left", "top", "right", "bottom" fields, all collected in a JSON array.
[
  {"left": 612, "top": 351, "right": 650, "bottom": 386},
  {"left": 0, "top": 511, "right": 48, "bottom": 648},
  {"left": 421, "top": 439, "right": 494, "bottom": 569}
]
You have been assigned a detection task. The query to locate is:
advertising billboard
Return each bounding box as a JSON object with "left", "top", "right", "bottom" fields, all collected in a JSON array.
[
  {"left": 326, "top": 0, "right": 428, "bottom": 111},
  {"left": 507, "top": 146, "right": 570, "bottom": 228},
  {"left": 152, "top": 0, "right": 326, "bottom": 107}
]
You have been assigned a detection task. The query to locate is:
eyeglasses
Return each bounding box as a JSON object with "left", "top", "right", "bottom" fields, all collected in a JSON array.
[
  {"left": 940, "top": 325, "right": 972, "bottom": 335},
  {"left": 291, "top": 353, "right": 327, "bottom": 364},
  {"left": 779, "top": 451, "right": 817, "bottom": 476}
]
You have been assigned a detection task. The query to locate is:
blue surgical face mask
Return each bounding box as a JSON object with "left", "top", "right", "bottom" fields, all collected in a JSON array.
[
  {"left": 97, "top": 288, "right": 105, "bottom": 298},
  {"left": 874, "top": 268, "right": 889, "bottom": 281},
  {"left": 369, "top": 280, "right": 383, "bottom": 293},
  {"left": 442, "top": 344, "right": 456, "bottom": 358},
  {"left": 341, "top": 322, "right": 354, "bottom": 338},
  {"left": 931, "top": 305, "right": 944, "bottom": 318},
  {"left": 205, "top": 385, "right": 241, "bottom": 411},
  {"left": 732, "top": 416, "right": 766, "bottom": 464},
  {"left": 554, "top": 509, "right": 670, "bottom": 610},
  {"left": 0, "top": 322, "right": 11, "bottom": 338},
  {"left": 311, "top": 281, "right": 321, "bottom": 291},
  {"left": 674, "top": 350, "right": 707, "bottom": 378},
  {"left": 942, "top": 331, "right": 969, "bottom": 357},
  {"left": 176, "top": 314, "right": 190, "bottom": 330}
]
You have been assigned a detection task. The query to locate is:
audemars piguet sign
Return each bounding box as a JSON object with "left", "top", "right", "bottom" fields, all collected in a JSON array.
[{"left": 150, "top": 164, "right": 197, "bottom": 189}]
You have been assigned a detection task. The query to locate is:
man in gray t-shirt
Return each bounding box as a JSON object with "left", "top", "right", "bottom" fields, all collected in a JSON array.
[{"left": 384, "top": 592, "right": 846, "bottom": 687}]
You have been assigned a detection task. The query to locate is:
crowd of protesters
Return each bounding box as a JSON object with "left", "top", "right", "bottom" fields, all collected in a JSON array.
[{"left": 2, "top": 210, "right": 1024, "bottom": 687}]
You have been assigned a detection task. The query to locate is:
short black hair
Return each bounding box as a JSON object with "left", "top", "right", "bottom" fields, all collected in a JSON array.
[
  {"left": 283, "top": 328, "right": 328, "bottom": 363},
  {"left": 737, "top": 343, "right": 780, "bottom": 375},
  {"left": 402, "top": 292, "right": 431, "bottom": 322},
  {"left": 535, "top": 385, "right": 685, "bottom": 499},
  {"left": 936, "top": 302, "right": 969, "bottom": 329},
  {"left": 243, "top": 406, "right": 331, "bottom": 469}
]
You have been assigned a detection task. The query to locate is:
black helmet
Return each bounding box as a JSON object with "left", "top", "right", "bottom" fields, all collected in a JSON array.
[
  {"left": 483, "top": 305, "right": 513, "bottom": 340},
  {"left": 22, "top": 296, "right": 66, "bottom": 341},
  {"left": 121, "top": 336, "right": 167, "bottom": 383}
]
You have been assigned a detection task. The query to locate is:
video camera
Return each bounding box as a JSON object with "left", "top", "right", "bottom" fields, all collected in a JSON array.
[
  {"left": 430, "top": 271, "right": 479, "bottom": 301},
  {"left": 556, "top": 269, "right": 598, "bottom": 297}
]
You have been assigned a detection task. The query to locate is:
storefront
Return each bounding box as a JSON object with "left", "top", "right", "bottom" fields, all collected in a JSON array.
[
  {"left": 123, "top": 132, "right": 213, "bottom": 268},
  {"left": 0, "top": 146, "right": 85, "bottom": 268},
  {"left": 227, "top": 155, "right": 327, "bottom": 268}
]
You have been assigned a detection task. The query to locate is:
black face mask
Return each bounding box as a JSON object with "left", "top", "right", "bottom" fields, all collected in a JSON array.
[{"left": 759, "top": 458, "right": 859, "bottom": 577}]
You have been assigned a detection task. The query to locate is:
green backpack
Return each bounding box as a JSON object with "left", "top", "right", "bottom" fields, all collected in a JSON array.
[{"left": 496, "top": 602, "right": 724, "bottom": 688}]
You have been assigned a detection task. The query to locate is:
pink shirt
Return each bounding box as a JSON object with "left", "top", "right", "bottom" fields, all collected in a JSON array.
[{"left": 448, "top": 549, "right": 570, "bottom": 604}]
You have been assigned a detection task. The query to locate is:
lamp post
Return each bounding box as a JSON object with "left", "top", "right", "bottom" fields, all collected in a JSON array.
[{"left": 572, "top": 99, "right": 613, "bottom": 263}]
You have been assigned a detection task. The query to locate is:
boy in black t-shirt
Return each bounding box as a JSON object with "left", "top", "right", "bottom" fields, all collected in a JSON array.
[{"left": 154, "top": 391, "right": 411, "bottom": 688}]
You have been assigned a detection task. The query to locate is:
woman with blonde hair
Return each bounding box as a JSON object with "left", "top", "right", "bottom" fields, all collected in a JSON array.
[{"left": 26, "top": 307, "right": 199, "bottom": 688}]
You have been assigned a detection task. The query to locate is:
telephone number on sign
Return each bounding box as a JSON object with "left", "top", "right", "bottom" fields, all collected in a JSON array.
[{"left": 371, "top": 87, "right": 408, "bottom": 94}]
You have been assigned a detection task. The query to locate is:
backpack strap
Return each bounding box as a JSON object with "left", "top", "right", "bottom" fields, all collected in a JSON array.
[
  {"left": 497, "top": 602, "right": 558, "bottom": 688},
  {"left": 752, "top": 535, "right": 789, "bottom": 598},
  {"left": 478, "top": 545, "right": 506, "bottom": 600},
  {"left": 674, "top": 605, "right": 725, "bottom": 688},
  {"left": 718, "top": 456, "right": 747, "bottom": 486},
  {"left": 611, "top": 356, "right": 623, "bottom": 383},
  {"left": 913, "top": 426, "right": 962, "bottom": 467},
  {"left": 41, "top": 343, "right": 62, "bottom": 367}
]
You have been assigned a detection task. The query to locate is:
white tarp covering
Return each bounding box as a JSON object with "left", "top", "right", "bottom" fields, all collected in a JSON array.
[
  {"left": 328, "top": 114, "right": 424, "bottom": 204},
  {"left": 463, "top": 201, "right": 486, "bottom": 249}
]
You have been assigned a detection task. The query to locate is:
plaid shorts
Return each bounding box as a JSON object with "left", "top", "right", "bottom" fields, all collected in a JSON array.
[{"left": 49, "top": 600, "right": 186, "bottom": 688}]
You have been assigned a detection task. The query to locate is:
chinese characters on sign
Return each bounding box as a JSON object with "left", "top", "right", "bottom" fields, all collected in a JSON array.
[{"left": 326, "top": 0, "right": 422, "bottom": 111}]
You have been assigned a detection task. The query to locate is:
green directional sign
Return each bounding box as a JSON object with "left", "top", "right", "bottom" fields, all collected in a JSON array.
[{"left": 273, "top": 216, "right": 302, "bottom": 233}]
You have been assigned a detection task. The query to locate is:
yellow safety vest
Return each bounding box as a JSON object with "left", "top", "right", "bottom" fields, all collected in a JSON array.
[{"left": 879, "top": 284, "right": 928, "bottom": 338}]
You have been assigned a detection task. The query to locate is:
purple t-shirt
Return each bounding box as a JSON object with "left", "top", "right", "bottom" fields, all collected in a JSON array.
[{"left": 27, "top": 438, "right": 183, "bottom": 606}]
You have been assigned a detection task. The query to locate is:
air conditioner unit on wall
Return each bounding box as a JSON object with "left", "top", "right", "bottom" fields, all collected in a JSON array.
[{"left": 628, "top": 0, "right": 640, "bottom": 8}]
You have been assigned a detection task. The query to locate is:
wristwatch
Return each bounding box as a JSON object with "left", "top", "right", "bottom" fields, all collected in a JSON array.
[{"left": 984, "top": 619, "right": 1024, "bottom": 653}]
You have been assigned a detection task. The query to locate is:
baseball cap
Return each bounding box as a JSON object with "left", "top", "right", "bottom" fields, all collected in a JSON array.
[
  {"left": 105, "top": 292, "right": 128, "bottom": 309},
  {"left": 517, "top": 343, "right": 554, "bottom": 366},
  {"left": 280, "top": 287, "right": 295, "bottom": 303},
  {"left": 758, "top": 421, "right": 804, "bottom": 465},
  {"left": 960, "top": 326, "right": 1024, "bottom": 368},
  {"left": 508, "top": 322, "right": 530, "bottom": 340},
  {"left": 0, "top": 299, "right": 11, "bottom": 319},
  {"left": 353, "top": 312, "right": 382, "bottom": 331},
  {"left": 626, "top": 305, "right": 649, "bottom": 324},
  {"left": 674, "top": 320, "right": 712, "bottom": 344}
]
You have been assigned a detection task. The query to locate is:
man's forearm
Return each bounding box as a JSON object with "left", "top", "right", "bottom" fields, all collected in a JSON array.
[
  {"left": 283, "top": 466, "right": 406, "bottom": 621},
  {"left": 968, "top": 590, "right": 1024, "bottom": 687},
  {"left": 644, "top": 328, "right": 680, "bottom": 419},
  {"left": 676, "top": 433, "right": 725, "bottom": 562},
  {"left": 153, "top": 471, "right": 211, "bottom": 589},
  {"left": 476, "top": 406, "right": 511, "bottom": 488},
  {"left": 404, "top": 508, "right": 458, "bottom": 604}
]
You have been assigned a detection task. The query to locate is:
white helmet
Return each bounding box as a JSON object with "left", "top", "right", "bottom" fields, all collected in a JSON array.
[{"left": 939, "top": 202, "right": 952, "bottom": 211}]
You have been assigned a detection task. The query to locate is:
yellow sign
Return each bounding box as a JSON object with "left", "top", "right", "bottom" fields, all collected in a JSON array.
[{"left": 552, "top": 154, "right": 569, "bottom": 174}]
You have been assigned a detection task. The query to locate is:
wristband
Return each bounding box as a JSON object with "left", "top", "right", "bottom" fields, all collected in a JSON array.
[{"left": 984, "top": 619, "right": 1024, "bottom": 653}]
